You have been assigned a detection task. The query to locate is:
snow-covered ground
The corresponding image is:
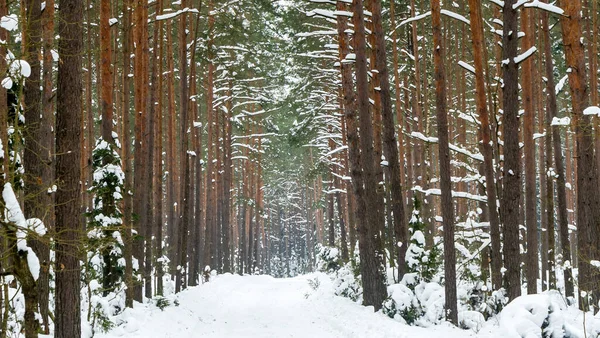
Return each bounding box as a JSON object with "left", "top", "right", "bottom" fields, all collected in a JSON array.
[{"left": 99, "top": 273, "right": 498, "bottom": 338}]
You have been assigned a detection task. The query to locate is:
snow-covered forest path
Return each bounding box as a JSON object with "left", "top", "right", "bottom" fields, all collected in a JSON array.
[{"left": 99, "top": 274, "right": 495, "bottom": 338}]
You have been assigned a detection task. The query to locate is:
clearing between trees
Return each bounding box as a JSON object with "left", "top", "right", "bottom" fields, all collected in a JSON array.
[{"left": 96, "top": 274, "right": 492, "bottom": 338}]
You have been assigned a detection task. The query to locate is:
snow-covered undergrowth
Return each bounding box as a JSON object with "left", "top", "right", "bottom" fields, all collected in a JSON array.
[
  {"left": 315, "top": 234, "right": 600, "bottom": 338},
  {"left": 315, "top": 244, "right": 600, "bottom": 337},
  {"left": 314, "top": 254, "right": 600, "bottom": 337}
]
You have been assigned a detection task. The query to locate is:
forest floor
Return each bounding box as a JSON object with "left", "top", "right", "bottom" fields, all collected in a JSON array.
[{"left": 98, "top": 273, "right": 497, "bottom": 338}]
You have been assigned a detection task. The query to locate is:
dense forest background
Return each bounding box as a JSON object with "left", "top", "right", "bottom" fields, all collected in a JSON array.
[{"left": 1, "top": 0, "right": 599, "bottom": 336}]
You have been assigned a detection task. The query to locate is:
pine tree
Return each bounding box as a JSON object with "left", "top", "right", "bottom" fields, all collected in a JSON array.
[{"left": 55, "top": 0, "right": 84, "bottom": 334}]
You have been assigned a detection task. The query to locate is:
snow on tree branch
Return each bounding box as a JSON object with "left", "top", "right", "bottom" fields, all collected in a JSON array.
[
  {"left": 514, "top": 46, "right": 537, "bottom": 65},
  {"left": 458, "top": 61, "right": 476, "bottom": 75},
  {"left": 523, "top": 0, "right": 564, "bottom": 15},
  {"left": 412, "top": 185, "right": 488, "bottom": 203}
]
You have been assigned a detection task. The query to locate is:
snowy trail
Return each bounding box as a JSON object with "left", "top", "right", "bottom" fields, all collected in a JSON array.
[{"left": 100, "top": 273, "right": 495, "bottom": 338}]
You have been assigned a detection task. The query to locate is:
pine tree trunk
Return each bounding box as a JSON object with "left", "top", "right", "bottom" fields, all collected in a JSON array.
[
  {"left": 85, "top": 0, "right": 94, "bottom": 211},
  {"left": 340, "top": 107, "right": 356, "bottom": 256},
  {"left": 467, "top": 0, "right": 502, "bottom": 291},
  {"left": 328, "top": 178, "right": 335, "bottom": 247},
  {"left": 539, "top": 87, "right": 548, "bottom": 291},
  {"left": 544, "top": 95, "right": 556, "bottom": 290},
  {"left": 194, "top": 66, "right": 205, "bottom": 275},
  {"left": 403, "top": 74, "right": 414, "bottom": 205},
  {"left": 37, "top": 0, "right": 55, "bottom": 330},
  {"left": 100, "top": 0, "right": 113, "bottom": 143},
  {"left": 146, "top": 0, "right": 166, "bottom": 297},
  {"left": 352, "top": 0, "right": 387, "bottom": 310},
  {"left": 558, "top": 0, "right": 600, "bottom": 310},
  {"left": 22, "top": 0, "right": 46, "bottom": 334},
  {"left": 255, "top": 133, "right": 264, "bottom": 270},
  {"left": 204, "top": 5, "right": 216, "bottom": 270},
  {"left": 431, "top": 0, "right": 457, "bottom": 324},
  {"left": 55, "top": 0, "right": 83, "bottom": 333},
  {"left": 120, "top": 0, "right": 134, "bottom": 307},
  {"left": 222, "top": 83, "right": 233, "bottom": 273},
  {"left": 371, "top": 0, "right": 407, "bottom": 281},
  {"left": 389, "top": 0, "right": 407, "bottom": 210},
  {"left": 340, "top": 0, "right": 363, "bottom": 265},
  {"left": 176, "top": 0, "right": 190, "bottom": 292},
  {"left": 327, "top": 121, "right": 336, "bottom": 249},
  {"left": 365, "top": 0, "right": 386, "bottom": 257},
  {"left": 240, "top": 136, "right": 250, "bottom": 273},
  {"left": 500, "top": 0, "right": 522, "bottom": 302},
  {"left": 409, "top": 0, "right": 423, "bottom": 192},
  {"left": 521, "top": 7, "right": 538, "bottom": 295},
  {"left": 215, "top": 100, "right": 223, "bottom": 271},
  {"left": 152, "top": 0, "right": 165, "bottom": 296},
  {"left": 133, "top": 0, "right": 149, "bottom": 301},
  {"left": 187, "top": 6, "right": 202, "bottom": 283},
  {"left": 166, "top": 20, "right": 178, "bottom": 278},
  {"left": 99, "top": 0, "right": 123, "bottom": 296}
]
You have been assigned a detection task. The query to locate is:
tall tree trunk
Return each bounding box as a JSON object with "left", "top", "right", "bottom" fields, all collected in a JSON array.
[
  {"left": 540, "top": 1, "right": 574, "bottom": 298},
  {"left": 152, "top": 0, "right": 165, "bottom": 296},
  {"left": 85, "top": 0, "right": 94, "bottom": 211},
  {"left": 100, "top": 0, "right": 113, "bottom": 144},
  {"left": 165, "top": 20, "right": 178, "bottom": 278},
  {"left": 544, "top": 100, "right": 556, "bottom": 290},
  {"left": 176, "top": 0, "right": 190, "bottom": 292},
  {"left": 133, "top": 0, "right": 149, "bottom": 301},
  {"left": 22, "top": 0, "right": 45, "bottom": 335},
  {"left": 222, "top": 83, "right": 233, "bottom": 273},
  {"left": 365, "top": 0, "right": 386, "bottom": 259},
  {"left": 521, "top": 6, "right": 538, "bottom": 295},
  {"left": 193, "top": 67, "right": 204, "bottom": 278},
  {"left": 338, "top": 92, "right": 356, "bottom": 257},
  {"left": 501, "top": 0, "right": 522, "bottom": 302},
  {"left": 146, "top": 0, "right": 165, "bottom": 297},
  {"left": 39, "top": 0, "right": 55, "bottom": 328},
  {"left": 37, "top": 0, "right": 55, "bottom": 330},
  {"left": 336, "top": 0, "right": 360, "bottom": 265},
  {"left": 55, "top": 0, "right": 83, "bottom": 333},
  {"left": 141, "top": 0, "right": 151, "bottom": 299},
  {"left": 409, "top": 0, "right": 424, "bottom": 193},
  {"left": 327, "top": 123, "right": 336, "bottom": 249},
  {"left": 328, "top": 178, "right": 335, "bottom": 247},
  {"left": 467, "top": 0, "right": 502, "bottom": 291},
  {"left": 120, "top": 0, "right": 134, "bottom": 307},
  {"left": 241, "top": 135, "right": 250, "bottom": 273},
  {"left": 204, "top": 3, "right": 216, "bottom": 270},
  {"left": 371, "top": 0, "right": 408, "bottom": 281},
  {"left": 254, "top": 131, "right": 264, "bottom": 270},
  {"left": 403, "top": 73, "right": 414, "bottom": 205},
  {"left": 215, "top": 101, "right": 223, "bottom": 271},
  {"left": 431, "top": 0, "right": 457, "bottom": 324},
  {"left": 99, "top": 0, "right": 122, "bottom": 296},
  {"left": 558, "top": 0, "right": 600, "bottom": 310},
  {"left": 352, "top": 0, "right": 387, "bottom": 310},
  {"left": 389, "top": 0, "right": 407, "bottom": 209},
  {"left": 187, "top": 6, "right": 202, "bottom": 284},
  {"left": 539, "top": 77, "right": 548, "bottom": 290}
]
